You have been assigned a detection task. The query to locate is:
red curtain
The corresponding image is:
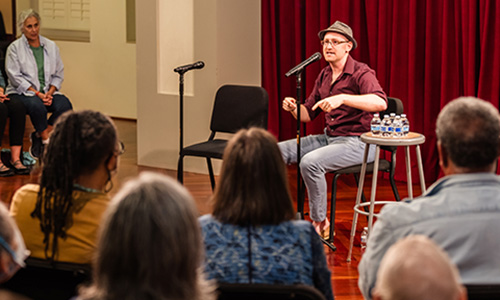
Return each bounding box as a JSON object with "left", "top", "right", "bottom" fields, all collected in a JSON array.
[{"left": 262, "top": 0, "right": 500, "bottom": 183}]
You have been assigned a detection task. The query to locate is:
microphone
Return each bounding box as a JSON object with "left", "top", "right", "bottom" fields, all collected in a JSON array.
[
  {"left": 174, "top": 61, "right": 205, "bottom": 74},
  {"left": 285, "top": 52, "right": 322, "bottom": 77}
]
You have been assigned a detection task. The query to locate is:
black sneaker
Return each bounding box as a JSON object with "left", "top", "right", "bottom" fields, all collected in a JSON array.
[{"left": 30, "top": 132, "right": 43, "bottom": 158}]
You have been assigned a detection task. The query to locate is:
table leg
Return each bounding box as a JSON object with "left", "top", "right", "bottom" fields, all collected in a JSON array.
[
  {"left": 416, "top": 145, "right": 426, "bottom": 194},
  {"left": 347, "top": 144, "right": 371, "bottom": 262},
  {"left": 368, "top": 146, "right": 380, "bottom": 234},
  {"left": 405, "top": 146, "right": 413, "bottom": 199}
]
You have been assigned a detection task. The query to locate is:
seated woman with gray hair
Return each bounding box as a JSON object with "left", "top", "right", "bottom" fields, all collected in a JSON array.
[
  {"left": 199, "top": 127, "right": 334, "bottom": 300},
  {"left": 77, "top": 172, "right": 216, "bottom": 300},
  {"left": 5, "top": 9, "right": 73, "bottom": 158}
]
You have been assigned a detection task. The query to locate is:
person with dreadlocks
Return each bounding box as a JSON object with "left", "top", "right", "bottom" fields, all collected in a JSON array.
[{"left": 9, "top": 110, "right": 122, "bottom": 264}]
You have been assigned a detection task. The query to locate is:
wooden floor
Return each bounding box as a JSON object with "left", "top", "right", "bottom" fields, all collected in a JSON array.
[{"left": 0, "top": 119, "right": 425, "bottom": 300}]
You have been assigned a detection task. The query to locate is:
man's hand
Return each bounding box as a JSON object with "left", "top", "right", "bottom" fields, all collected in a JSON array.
[
  {"left": 312, "top": 94, "right": 344, "bottom": 112},
  {"left": 282, "top": 97, "right": 297, "bottom": 112}
]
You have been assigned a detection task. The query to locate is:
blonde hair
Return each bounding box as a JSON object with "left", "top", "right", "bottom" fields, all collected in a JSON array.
[{"left": 79, "top": 172, "right": 215, "bottom": 300}]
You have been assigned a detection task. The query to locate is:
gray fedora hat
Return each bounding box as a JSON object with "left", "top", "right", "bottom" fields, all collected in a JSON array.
[{"left": 318, "top": 21, "right": 357, "bottom": 49}]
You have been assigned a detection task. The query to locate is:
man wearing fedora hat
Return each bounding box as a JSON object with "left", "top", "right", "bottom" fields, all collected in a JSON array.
[{"left": 279, "top": 21, "right": 387, "bottom": 238}]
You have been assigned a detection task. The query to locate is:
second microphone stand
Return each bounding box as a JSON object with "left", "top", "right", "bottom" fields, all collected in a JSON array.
[{"left": 292, "top": 71, "right": 336, "bottom": 252}]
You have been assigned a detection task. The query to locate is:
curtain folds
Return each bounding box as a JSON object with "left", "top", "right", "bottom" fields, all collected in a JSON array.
[{"left": 262, "top": 0, "right": 500, "bottom": 183}]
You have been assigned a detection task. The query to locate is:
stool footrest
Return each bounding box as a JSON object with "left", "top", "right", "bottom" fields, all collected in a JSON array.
[{"left": 354, "top": 201, "right": 396, "bottom": 217}]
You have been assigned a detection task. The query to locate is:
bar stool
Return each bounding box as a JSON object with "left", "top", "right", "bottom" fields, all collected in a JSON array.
[{"left": 346, "top": 132, "right": 426, "bottom": 262}]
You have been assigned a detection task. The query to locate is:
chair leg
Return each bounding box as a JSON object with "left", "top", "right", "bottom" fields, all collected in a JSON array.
[
  {"left": 389, "top": 173, "right": 401, "bottom": 201},
  {"left": 297, "top": 178, "right": 306, "bottom": 218},
  {"left": 328, "top": 174, "right": 340, "bottom": 243},
  {"left": 177, "top": 155, "right": 184, "bottom": 184},
  {"left": 206, "top": 158, "right": 216, "bottom": 191}
]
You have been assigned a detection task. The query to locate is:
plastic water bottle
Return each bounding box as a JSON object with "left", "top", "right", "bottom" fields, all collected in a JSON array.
[
  {"left": 393, "top": 115, "right": 403, "bottom": 137},
  {"left": 389, "top": 113, "right": 396, "bottom": 123},
  {"left": 401, "top": 114, "right": 410, "bottom": 136},
  {"left": 361, "top": 227, "right": 368, "bottom": 251},
  {"left": 381, "top": 114, "right": 392, "bottom": 137},
  {"left": 370, "top": 113, "right": 381, "bottom": 136}
]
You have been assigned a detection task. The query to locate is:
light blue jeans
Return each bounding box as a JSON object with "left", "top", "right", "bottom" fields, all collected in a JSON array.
[{"left": 279, "top": 131, "right": 375, "bottom": 221}]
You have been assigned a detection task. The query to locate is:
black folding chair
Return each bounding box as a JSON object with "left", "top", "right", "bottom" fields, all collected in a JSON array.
[
  {"left": 177, "top": 84, "right": 268, "bottom": 190},
  {"left": 327, "top": 97, "right": 403, "bottom": 242},
  {"left": 217, "top": 282, "right": 326, "bottom": 300},
  {"left": 1, "top": 257, "right": 91, "bottom": 300},
  {"left": 466, "top": 284, "right": 500, "bottom": 300}
]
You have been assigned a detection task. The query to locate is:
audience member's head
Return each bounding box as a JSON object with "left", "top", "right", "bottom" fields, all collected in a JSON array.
[
  {"left": 372, "top": 235, "right": 466, "bottom": 300},
  {"left": 0, "top": 203, "right": 28, "bottom": 283},
  {"left": 32, "top": 110, "right": 119, "bottom": 261},
  {"left": 436, "top": 97, "right": 500, "bottom": 174},
  {"left": 78, "top": 172, "right": 215, "bottom": 300},
  {"left": 212, "top": 127, "right": 295, "bottom": 226},
  {"left": 18, "top": 9, "right": 41, "bottom": 35}
]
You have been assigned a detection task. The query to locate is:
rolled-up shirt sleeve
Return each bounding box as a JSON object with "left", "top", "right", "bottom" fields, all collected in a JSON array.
[
  {"left": 47, "top": 44, "right": 64, "bottom": 90},
  {"left": 356, "top": 68, "right": 387, "bottom": 103},
  {"left": 6, "top": 42, "right": 33, "bottom": 94}
]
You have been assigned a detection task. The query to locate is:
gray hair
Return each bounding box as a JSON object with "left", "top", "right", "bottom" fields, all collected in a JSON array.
[
  {"left": 436, "top": 97, "right": 500, "bottom": 169},
  {"left": 0, "top": 203, "right": 15, "bottom": 252},
  {"left": 78, "top": 172, "right": 215, "bottom": 300},
  {"left": 374, "top": 235, "right": 464, "bottom": 300},
  {"left": 18, "top": 9, "right": 41, "bottom": 34}
]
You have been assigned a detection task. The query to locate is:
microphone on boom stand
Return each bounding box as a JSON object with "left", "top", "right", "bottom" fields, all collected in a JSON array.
[
  {"left": 175, "top": 61, "right": 205, "bottom": 184},
  {"left": 285, "top": 52, "right": 336, "bottom": 251},
  {"left": 174, "top": 61, "right": 205, "bottom": 74}
]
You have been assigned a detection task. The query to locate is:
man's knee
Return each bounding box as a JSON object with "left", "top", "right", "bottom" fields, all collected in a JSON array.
[
  {"left": 300, "top": 153, "right": 323, "bottom": 174},
  {"left": 278, "top": 140, "right": 295, "bottom": 164}
]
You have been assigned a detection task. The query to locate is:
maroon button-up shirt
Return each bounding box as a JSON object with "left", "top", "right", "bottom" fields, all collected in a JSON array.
[{"left": 303, "top": 56, "right": 387, "bottom": 137}]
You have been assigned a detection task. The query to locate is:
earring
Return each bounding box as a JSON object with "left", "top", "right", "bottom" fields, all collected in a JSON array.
[{"left": 104, "top": 168, "right": 113, "bottom": 193}]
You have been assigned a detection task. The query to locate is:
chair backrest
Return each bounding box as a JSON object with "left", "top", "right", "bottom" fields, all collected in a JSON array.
[
  {"left": 217, "top": 283, "right": 326, "bottom": 300},
  {"left": 466, "top": 284, "right": 500, "bottom": 300},
  {"left": 210, "top": 84, "right": 269, "bottom": 134},
  {"left": 382, "top": 97, "right": 404, "bottom": 116},
  {"left": 1, "top": 257, "right": 91, "bottom": 300}
]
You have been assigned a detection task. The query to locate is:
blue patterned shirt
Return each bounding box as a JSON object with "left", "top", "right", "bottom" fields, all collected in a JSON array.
[{"left": 199, "top": 215, "right": 334, "bottom": 300}]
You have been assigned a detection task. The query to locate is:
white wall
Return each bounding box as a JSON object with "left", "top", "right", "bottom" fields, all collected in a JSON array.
[
  {"left": 0, "top": 2, "right": 13, "bottom": 34},
  {"left": 16, "top": 0, "right": 137, "bottom": 119},
  {"left": 136, "top": 0, "right": 261, "bottom": 172},
  {"left": 14, "top": 0, "right": 261, "bottom": 173}
]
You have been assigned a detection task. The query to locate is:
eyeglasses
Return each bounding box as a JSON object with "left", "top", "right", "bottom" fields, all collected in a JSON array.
[
  {"left": 321, "top": 40, "right": 350, "bottom": 47},
  {"left": 0, "top": 235, "right": 30, "bottom": 268},
  {"left": 117, "top": 141, "right": 125, "bottom": 156}
]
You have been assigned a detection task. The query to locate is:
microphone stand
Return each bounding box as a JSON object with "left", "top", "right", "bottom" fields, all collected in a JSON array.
[
  {"left": 295, "top": 71, "right": 303, "bottom": 218},
  {"left": 290, "top": 71, "right": 336, "bottom": 252},
  {"left": 175, "top": 61, "right": 205, "bottom": 184},
  {"left": 177, "top": 71, "right": 185, "bottom": 183}
]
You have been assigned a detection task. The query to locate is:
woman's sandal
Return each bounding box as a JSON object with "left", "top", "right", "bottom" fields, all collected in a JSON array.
[
  {"left": 10, "top": 160, "right": 30, "bottom": 175},
  {"left": 0, "top": 163, "right": 14, "bottom": 177}
]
